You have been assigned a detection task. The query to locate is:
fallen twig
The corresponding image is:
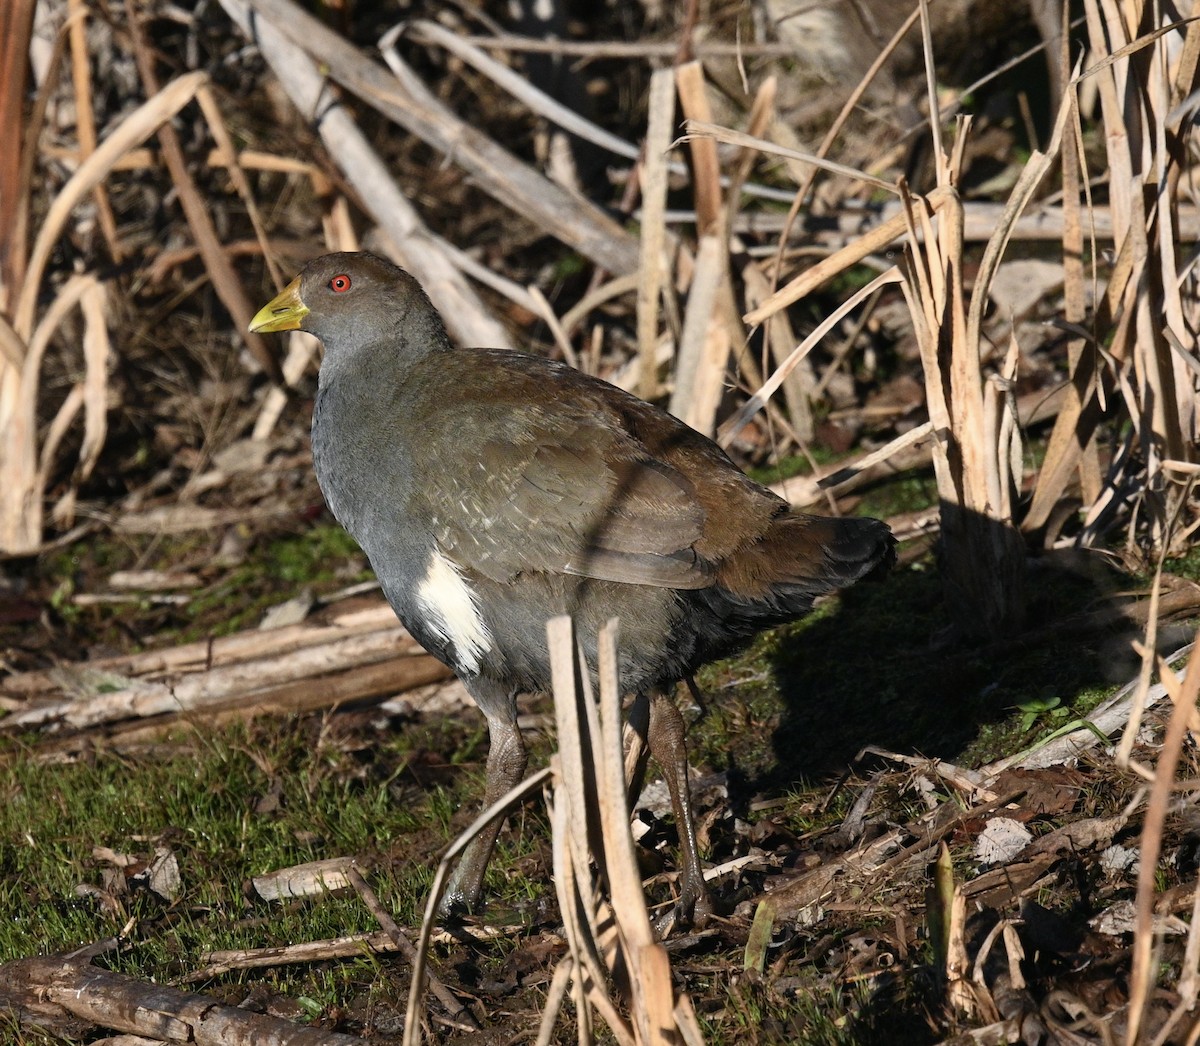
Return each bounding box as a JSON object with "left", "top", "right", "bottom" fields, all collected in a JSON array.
[{"left": 0, "top": 955, "right": 365, "bottom": 1045}]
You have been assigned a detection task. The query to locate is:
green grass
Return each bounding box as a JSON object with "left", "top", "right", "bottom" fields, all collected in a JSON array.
[
  {"left": 0, "top": 717, "right": 518, "bottom": 990},
  {"left": 178, "top": 525, "right": 372, "bottom": 641}
]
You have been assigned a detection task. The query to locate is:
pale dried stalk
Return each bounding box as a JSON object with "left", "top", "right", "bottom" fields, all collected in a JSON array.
[
  {"left": 1117, "top": 558, "right": 1167, "bottom": 768},
  {"left": 1, "top": 272, "right": 113, "bottom": 552},
  {"left": 526, "top": 285, "right": 579, "bottom": 368},
  {"left": 125, "top": 8, "right": 276, "bottom": 380},
  {"left": 678, "top": 198, "right": 1200, "bottom": 244},
  {"left": 896, "top": 14, "right": 1081, "bottom": 633},
  {"left": 1049, "top": 4, "right": 1200, "bottom": 548},
  {"left": 593, "top": 621, "right": 684, "bottom": 1044},
  {"left": 66, "top": 0, "right": 121, "bottom": 261},
  {"left": 675, "top": 64, "right": 722, "bottom": 236},
  {"left": 1061, "top": 26, "right": 1101, "bottom": 508},
  {"left": 670, "top": 234, "right": 724, "bottom": 433},
  {"left": 636, "top": 68, "right": 676, "bottom": 399},
  {"left": 918, "top": 0, "right": 946, "bottom": 182},
  {"left": 896, "top": 194, "right": 956, "bottom": 504},
  {"left": 896, "top": 150, "right": 1030, "bottom": 634},
  {"left": 1127, "top": 624, "right": 1200, "bottom": 1045},
  {"left": 673, "top": 62, "right": 735, "bottom": 438},
  {"left": 718, "top": 268, "right": 903, "bottom": 449},
  {"left": 684, "top": 120, "right": 895, "bottom": 195},
  {"left": 0, "top": 71, "right": 206, "bottom": 552},
  {"left": 540, "top": 616, "right": 702, "bottom": 1045},
  {"left": 739, "top": 250, "right": 815, "bottom": 442},
  {"left": 730, "top": 78, "right": 814, "bottom": 440},
  {"left": 194, "top": 82, "right": 281, "bottom": 288},
  {"left": 44, "top": 274, "right": 110, "bottom": 527},
  {"left": 742, "top": 184, "right": 956, "bottom": 326},
  {"left": 547, "top": 619, "right": 612, "bottom": 993}
]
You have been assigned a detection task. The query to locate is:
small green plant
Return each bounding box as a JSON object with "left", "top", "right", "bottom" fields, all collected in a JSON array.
[{"left": 1014, "top": 694, "right": 1068, "bottom": 733}]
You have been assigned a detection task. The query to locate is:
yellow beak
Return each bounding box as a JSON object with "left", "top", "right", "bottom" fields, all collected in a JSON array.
[{"left": 249, "top": 276, "right": 309, "bottom": 333}]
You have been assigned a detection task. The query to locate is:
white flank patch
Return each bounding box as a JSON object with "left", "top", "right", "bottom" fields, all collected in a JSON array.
[{"left": 416, "top": 549, "right": 493, "bottom": 674}]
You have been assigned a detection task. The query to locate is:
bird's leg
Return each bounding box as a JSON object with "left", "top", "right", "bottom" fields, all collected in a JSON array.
[
  {"left": 647, "top": 685, "right": 713, "bottom": 928},
  {"left": 439, "top": 705, "right": 528, "bottom": 917}
]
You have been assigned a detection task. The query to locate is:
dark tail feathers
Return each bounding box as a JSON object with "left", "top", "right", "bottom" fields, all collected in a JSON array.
[{"left": 706, "top": 513, "right": 895, "bottom": 626}]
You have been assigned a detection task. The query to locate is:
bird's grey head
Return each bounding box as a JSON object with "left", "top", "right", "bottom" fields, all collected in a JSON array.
[{"left": 249, "top": 251, "right": 450, "bottom": 364}]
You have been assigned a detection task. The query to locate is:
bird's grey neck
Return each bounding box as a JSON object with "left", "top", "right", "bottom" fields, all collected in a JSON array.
[
  {"left": 316, "top": 324, "right": 451, "bottom": 392},
  {"left": 311, "top": 345, "right": 415, "bottom": 540}
]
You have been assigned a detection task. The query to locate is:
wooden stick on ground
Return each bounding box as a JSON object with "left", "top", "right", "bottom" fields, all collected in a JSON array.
[
  {"left": 0, "top": 598, "right": 454, "bottom": 732},
  {"left": 345, "top": 865, "right": 475, "bottom": 1028},
  {"left": 0, "top": 956, "right": 366, "bottom": 1045}
]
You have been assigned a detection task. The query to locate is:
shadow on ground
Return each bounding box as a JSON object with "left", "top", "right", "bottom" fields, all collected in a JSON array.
[{"left": 694, "top": 530, "right": 1181, "bottom": 797}]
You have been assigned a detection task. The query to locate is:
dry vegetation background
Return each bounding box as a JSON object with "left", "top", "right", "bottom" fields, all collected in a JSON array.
[{"left": 2, "top": 0, "right": 1200, "bottom": 1042}]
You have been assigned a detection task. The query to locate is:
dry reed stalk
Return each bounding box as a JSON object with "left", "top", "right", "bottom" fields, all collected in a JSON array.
[
  {"left": 14, "top": 72, "right": 204, "bottom": 338},
  {"left": 695, "top": 29, "right": 1077, "bottom": 636},
  {"left": 0, "top": 71, "right": 207, "bottom": 554},
  {"left": 403, "top": 617, "right": 703, "bottom": 1044},
  {"left": 195, "top": 83, "right": 281, "bottom": 289},
  {"left": 124, "top": 2, "right": 278, "bottom": 382},
  {"left": 670, "top": 233, "right": 725, "bottom": 430},
  {"left": 41, "top": 274, "right": 110, "bottom": 529},
  {"left": 1057, "top": 5, "right": 1102, "bottom": 512},
  {"left": 726, "top": 77, "right": 814, "bottom": 442},
  {"left": 636, "top": 68, "right": 676, "bottom": 399},
  {"left": 0, "top": 0, "right": 36, "bottom": 308},
  {"left": 886, "top": 0, "right": 1088, "bottom": 636},
  {"left": 672, "top": 62, "right": 734, "bottom": 438},
  {"left": 1030, "top": 7, "right": 1200, "bottom": 550},
  {"left": 718, "top": 269, "right": 903, "bottom": 449},
  {"left": 541, "top": 616, "right": 703, "bottom": 1045},
  {"left": 1126, "top": 625, "right": 1200, "bottom": 1045},
  {"left": 931, "top": 841, "right": 981, "bottom": 1021},
  {"left": 681, "top": 198, "right": 1200, "bottom": 244},
  {"left": 66, "top": 0, "right": 121, "bottom": 263},
  {"left": 898, "top": 173, "right": 1026, "bottom": 636}
]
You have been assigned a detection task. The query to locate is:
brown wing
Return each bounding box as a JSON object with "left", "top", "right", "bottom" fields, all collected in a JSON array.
[{"left": 406, "top": 365, "right": 712, "bottom": 587}]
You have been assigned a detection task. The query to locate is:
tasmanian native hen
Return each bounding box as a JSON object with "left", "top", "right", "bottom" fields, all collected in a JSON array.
[{"left": 250, "top": 251, "right": 896, "bottom": 922}]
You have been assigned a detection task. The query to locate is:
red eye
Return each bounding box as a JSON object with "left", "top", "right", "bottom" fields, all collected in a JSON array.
[{"left": 329, "top": 274, "right": 352, "bottom": 292}]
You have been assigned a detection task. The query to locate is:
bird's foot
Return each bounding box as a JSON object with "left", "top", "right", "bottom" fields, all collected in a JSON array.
[
  {"left": 436, "top": 879, "right": 484, "bottom": 924},
  {"left": 654, "top": 884, "right": 714, "bottom": 937}
]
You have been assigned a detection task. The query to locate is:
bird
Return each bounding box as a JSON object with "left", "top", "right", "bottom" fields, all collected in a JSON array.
[{"left": 249, "top": 251, "right": 895, "bottom": 925}]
